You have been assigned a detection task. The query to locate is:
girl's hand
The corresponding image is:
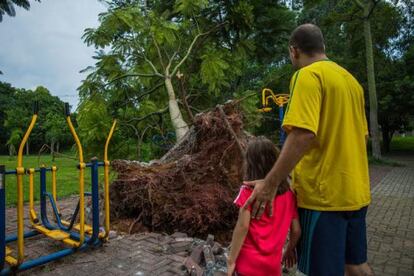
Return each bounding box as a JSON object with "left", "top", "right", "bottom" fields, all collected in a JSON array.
[
  {"left": 283, "top": 248, "right": 297, "bottom": 268},
  {"left": 227, "top": 258, "right": 236, "bottom": 276}
]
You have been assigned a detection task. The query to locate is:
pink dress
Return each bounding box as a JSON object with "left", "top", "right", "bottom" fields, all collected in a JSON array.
[{"left": 233, "top": 185, "right": 298, "bottom": 276}]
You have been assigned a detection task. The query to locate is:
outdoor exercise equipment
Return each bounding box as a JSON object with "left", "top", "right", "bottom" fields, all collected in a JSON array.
[
  {"left": 258, "top": 88, "right": 290, "bottom": 145},
  {"left": 0, "top": 102, "right": 116, "bottom": 275}
]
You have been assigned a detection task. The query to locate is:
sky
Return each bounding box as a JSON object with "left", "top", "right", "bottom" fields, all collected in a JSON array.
[{"left": 0, "top": 0, "right": 107, "bottom": 110}]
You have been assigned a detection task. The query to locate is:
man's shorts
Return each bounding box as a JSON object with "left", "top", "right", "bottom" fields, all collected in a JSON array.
[{"left": 297, "top": 206, "right": 368, "bottom": 276}]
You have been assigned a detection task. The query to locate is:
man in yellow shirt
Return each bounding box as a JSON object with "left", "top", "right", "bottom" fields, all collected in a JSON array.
[{"left": 244, "top": 24, "right": 373, "bottom": 275}]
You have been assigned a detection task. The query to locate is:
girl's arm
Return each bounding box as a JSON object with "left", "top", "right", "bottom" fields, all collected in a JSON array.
[
  {"left": 283, "top": 218, "right": 301, "bottom": 268},
  {"left": 227, "top": 208, "right": 251, "bottom": 276}
]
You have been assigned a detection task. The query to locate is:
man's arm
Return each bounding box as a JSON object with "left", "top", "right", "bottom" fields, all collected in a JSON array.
[
  {"left": 244, "top": 127, "right": 315, "bottom": 218},
  {"left": 227, "top": 208, "right": 250, "bottom": 276}
]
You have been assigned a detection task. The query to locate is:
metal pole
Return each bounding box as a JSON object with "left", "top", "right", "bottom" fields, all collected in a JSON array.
[
  {"left": 90, "top": 158, "right": 99, "bottom": 243},
  {"left": 0, "top": 165, "right": 5, "bottom": 270}
]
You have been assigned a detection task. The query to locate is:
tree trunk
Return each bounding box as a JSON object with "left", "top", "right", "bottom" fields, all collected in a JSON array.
[
  {"left": 51, "top": 140, "right": 56, "bottom": 161},
  {"left": 363, "top": 4, "right": 381, "bottom": 159},
  {"left": 8, "top": 145, "right": 14, "bottom": 157},
  {"left": 57, "top": 142, "right": 60, "bottom": 154},
  {"left": 164, "top": 77, "right": 189, "bottom": 141},
  {"left": 26, "top": 139, "right": 29, "bottom": 155},
  {"left": 382, "top": 128, "right": 392, "bottom": 153}
]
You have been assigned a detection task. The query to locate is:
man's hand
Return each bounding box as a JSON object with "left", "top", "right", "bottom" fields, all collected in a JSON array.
[{"left": 242, "top": 179, "right": 277, "bottom": 219}]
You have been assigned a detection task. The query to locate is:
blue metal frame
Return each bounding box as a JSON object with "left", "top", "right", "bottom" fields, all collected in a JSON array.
[{"left": 1, "top": 160, "right": 105, "bottom": 275}]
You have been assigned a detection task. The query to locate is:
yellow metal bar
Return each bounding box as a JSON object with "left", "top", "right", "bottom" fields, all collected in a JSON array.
[
  {"left": 61, "top": 219, "right": 106, "bottom": 239},
  {"left": 16, "top": 113, "right": 37, "bottom": 264},
  {"left": 5, "top": 246, "right": 17, "bottom": 266},
  {"left": 103, "top": 120, "right": 117, "bottom": 240},
  {"left": 51, "top": 165, "right": 60, "bottom": 214},
  {"left": 5, "top": 256, "right": 18, "bottom": 267},
  {"left": 32, "top": 224, "right": 70, "bottom": 240},
  {"left": 262, "top": 88, "right": 273, "bottom": 107},
  {"left": 66, "top": 115, "right": 85, "bottom": 245},
  {"left": 28, "top": 168, "right": 38, "bottom": 224}
]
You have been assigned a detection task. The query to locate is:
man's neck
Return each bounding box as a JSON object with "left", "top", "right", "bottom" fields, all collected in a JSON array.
[{"left": 300, "top": 53, "right": 328, "bottom": 68}]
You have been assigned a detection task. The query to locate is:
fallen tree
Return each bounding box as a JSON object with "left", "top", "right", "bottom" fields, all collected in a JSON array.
[{"left": 110, "top": 101, "right": 252, "bottom": 238}]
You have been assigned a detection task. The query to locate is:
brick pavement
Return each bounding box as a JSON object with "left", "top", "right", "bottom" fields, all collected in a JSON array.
[
  {"left": 2, "top": 156, "right": 413, "bottom": 275},
  {"left": 366, "top": 155, "right": 414, "bottom": 276}
]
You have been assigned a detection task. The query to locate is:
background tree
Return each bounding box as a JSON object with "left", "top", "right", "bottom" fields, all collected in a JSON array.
[
  {"left": 0, "top": 0, "right": 40, "bottom": 22},
  {"left": 0, "top": 82, "right": 16, "bottom": 153},
  {"left": 299, "top": 0, "right": 412, "bottom": 154},
  {"left": 79, "top": 0, "right": 295, "bottom": 160},
  {"left": 351, "top": 0, "right": 382, "bottom": 159},
  {"left": 0, "top": 82, "right": 71, "bottom": 156}
]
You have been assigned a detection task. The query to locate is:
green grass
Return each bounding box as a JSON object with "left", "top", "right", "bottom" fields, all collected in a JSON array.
[
  {"left": 0, "top": 154, "right": 109, "bottom": 206},
  {"left": 390, "top": 136, "right": 414, "bottom": 152},
  {"left": 368, "top": 156, "right": 404, "bottom": 167},
  {"left": 367, "top": 136, "right": 413, "bottom": 166}
]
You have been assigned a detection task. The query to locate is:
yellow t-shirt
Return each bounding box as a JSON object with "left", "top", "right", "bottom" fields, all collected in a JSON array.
[{"left": 282, "top": 60, "right": 371, "bottom": 211}]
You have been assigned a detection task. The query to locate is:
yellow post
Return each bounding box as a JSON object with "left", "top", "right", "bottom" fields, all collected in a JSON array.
[
  {"left": 65, "top": 103, "right": 85, "bottom": 245},
  {"left": 51, "top": 165, "right": 60, "bottom": 215},
  {"left": 28, "top": 168, "right": 38, "bottom": 224},
  {"left": 103, "top": 120, "right": 117, "bottom": 240},
  {"left": 16, "top": 110, "right": 38, "bottom": 264}
]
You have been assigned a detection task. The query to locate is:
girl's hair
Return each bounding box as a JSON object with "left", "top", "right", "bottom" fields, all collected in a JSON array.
[{"left": 244, "top": 136, "right": 290, "bottom": 195}]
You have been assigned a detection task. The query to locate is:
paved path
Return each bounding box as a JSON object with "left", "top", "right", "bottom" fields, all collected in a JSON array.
[
  {"left": 366, "top": 155, "right": 414, "bottom": 275},
  {"left": 2, "top": 155, "right": 413, "bottom": 275}
]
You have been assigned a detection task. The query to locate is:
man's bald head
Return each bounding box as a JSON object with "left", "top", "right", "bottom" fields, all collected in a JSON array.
[{"left": 289, "top": 24, "right": 325, "bottom": 56}]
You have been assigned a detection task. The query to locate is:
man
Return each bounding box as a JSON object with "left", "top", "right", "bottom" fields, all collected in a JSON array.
[{"left": 243, "top": 24, "right": 373, "bottom": 275}]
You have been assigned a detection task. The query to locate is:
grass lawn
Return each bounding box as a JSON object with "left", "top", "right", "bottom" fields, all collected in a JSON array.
[
  {"left": 390, "top": 136, "right": 414, "bottom": 152},
  {"left": 0, "top": 154, "right": 110, "bottom": 206}
]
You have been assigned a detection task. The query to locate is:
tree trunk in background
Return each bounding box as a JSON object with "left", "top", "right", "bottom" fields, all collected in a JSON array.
[
  {"left": 51, "top": 140, "right": 55, "bottom": 161},
  {"left": 363, "top": 3, "right": 381, "bottom": 159},
  {"left": 382, "top": 129, "right": 392, "bottom": 153},
  {"left": 26, "top": 140, "right": 29, "bottom": 155},
  {"left": 8, "top": 145, "right": 14, "bottom": 157},
  {"left": 165, "top": 77, "right": 189, "bottom": 141}
]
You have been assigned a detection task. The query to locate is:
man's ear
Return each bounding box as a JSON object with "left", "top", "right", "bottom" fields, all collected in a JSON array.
[{"left": 292, "top": 47, "right": 300, "bottom": 59}]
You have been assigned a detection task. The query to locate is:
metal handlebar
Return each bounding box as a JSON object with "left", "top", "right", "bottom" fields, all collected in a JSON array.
[{"left": 64, "top": 102, "right": 85, "bottom": 245}]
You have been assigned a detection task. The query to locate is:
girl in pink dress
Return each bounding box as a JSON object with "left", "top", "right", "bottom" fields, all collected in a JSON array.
[{"left": 227, "top": 137, "right": 301, "bottom": 276}]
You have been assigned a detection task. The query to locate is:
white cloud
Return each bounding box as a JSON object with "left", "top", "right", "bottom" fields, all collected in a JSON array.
[{"left": 0, "top": 0, "right": 106, "bottom": 109}]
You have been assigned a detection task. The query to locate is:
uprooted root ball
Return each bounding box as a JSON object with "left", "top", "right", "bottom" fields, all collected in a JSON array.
[{"left": 110, "top": 102, "right": 252, "bottom": 238}]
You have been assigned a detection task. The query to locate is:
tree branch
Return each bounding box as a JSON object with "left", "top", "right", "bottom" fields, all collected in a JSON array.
[
  {"left": 366, "top": 0, "right": 378, "bottom": 19},
  {"left": 166, "top": 51, "right": 178, "bottom": 73},
  {"left": 171, "top": 21, "right": 228, "bottom": 77},
  {"left": 352, "top": 0, "right": 364, "bottom": 9},
  {"left": 108, "top": 72, "right": 161, "bottom": 85},
  {"left": 218, "top": 105, "right": 244, "bottom": 154},
  {"left": 136, "top": 82, "right": 164, "bottom": 101},
  {"left": 124, "top": 106, "right": 169, "bottom": 124},
  {"left": 153, "top": 36, "right": 166, "bottom": 70},
  {"left": 144, "top": 56, "right": 164, "bottom": 77}
]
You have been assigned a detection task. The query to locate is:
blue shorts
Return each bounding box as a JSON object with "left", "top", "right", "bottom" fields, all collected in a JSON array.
[{"left": 297, "top": 206, "right": 368, "bottom": 276}]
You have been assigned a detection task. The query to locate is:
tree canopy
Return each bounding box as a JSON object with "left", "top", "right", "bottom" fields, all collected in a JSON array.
[
  {"left": 1, "top": 0, "right": 412, "bottom": 161},
  {"left": 0, "top": 82, "right": 71, "bottom": 156},
  {"left": 0, "top": 0, "right": 40, "bottom": 22}
]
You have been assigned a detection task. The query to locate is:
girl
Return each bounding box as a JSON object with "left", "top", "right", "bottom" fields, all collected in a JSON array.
[{"left": 227, "top": 137, "right": 301, "bottom": 276}]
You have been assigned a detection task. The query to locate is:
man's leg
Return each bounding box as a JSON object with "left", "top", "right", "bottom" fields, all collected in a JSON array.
[
  {"left": 297, "top": 208, "right": 347, "bottom": 276},
  {"left": 345, "top": 206, "right": 374, "bottom": 276}
]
